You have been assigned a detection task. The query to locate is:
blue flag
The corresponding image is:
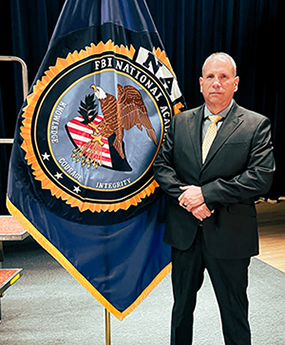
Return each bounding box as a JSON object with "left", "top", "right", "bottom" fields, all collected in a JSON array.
[{"left": 7, "top": 0, "right": 185, "bottom": 320}]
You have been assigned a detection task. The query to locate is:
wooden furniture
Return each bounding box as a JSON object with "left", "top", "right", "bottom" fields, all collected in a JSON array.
[{"left": 0, "top": 216, "right": 27, "bottom": 323}]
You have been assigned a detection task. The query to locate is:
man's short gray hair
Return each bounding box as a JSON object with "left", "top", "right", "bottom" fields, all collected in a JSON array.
[{"left": 202, "top": 52, "right": 237, "bottom": 77}]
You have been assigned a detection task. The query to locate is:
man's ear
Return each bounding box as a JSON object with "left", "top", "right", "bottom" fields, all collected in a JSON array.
[
  {"left": 199, "top": 77, "right": 203, "bottom": 93},
  {"left": 234, "top": 76, "right": 239, "bottom": 92}
]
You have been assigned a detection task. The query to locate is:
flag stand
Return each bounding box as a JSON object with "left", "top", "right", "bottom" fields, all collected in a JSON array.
[{"left": 105, "top": 309, "right": 111, "bottom": 345}]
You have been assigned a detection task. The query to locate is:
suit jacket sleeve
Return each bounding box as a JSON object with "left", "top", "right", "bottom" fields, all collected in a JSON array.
[
  {"left": 153, "top": 117, "right": 186, "bottom": 203},
  {"left": 201, "top": 116, "right": 275, "bottom": 209}
]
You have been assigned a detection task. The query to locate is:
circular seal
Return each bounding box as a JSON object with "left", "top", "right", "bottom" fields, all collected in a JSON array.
[{"left": 21, "top": 41, "right": 183, "bottom": 214}]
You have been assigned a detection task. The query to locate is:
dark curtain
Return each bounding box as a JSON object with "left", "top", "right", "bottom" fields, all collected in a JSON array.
[
  {"left": 0, "top": 0, "right": 283, "bottom": 214},
  {"left": 0, "top": 0, "right": 65, "bottom": 214}
]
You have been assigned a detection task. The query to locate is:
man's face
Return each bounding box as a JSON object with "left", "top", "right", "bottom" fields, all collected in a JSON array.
[{"left": 199, "top": 56, "right": 239, "bottom": 113}]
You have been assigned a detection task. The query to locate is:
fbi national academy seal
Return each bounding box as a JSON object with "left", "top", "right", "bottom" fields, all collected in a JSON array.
[{"left": 20, "top": 40, "right": 184, "bottom": 214}]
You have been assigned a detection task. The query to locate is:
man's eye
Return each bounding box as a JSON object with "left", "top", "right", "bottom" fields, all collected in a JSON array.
[{"left": 207, "top": 75, "right": 213, "bottom": 79}]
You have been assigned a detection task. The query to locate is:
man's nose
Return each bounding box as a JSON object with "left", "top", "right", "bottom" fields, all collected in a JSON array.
[{"left": 212, "top": 77, "right": 221, "bottom": 87}]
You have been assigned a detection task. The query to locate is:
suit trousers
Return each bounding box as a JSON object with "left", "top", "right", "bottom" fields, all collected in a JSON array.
[{"left": 171, "top": 225, "right": 251, "bottom": 345}]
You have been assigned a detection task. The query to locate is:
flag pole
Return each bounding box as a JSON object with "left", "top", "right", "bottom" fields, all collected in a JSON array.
[{"left": 105, "top": 309, "right": 111, "bottom": 345}]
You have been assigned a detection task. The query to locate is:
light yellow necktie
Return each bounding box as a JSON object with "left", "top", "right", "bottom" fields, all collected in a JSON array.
[{"left": 202, "top": 115, "right": 223, "bottom": 163}]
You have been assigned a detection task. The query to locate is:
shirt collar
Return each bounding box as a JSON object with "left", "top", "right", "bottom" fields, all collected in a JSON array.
[{"left": 204, "top": 99, "right": 234, "bottom": 119}]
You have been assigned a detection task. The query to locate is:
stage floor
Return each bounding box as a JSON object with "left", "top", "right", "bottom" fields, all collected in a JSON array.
[{"left": 256, "top": 200, "right": 285, "bottom": 272}]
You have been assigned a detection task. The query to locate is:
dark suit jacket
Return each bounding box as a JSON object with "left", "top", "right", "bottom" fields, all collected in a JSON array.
[{"left": 153, "top": 101, "right": 275, "bottom": 259}]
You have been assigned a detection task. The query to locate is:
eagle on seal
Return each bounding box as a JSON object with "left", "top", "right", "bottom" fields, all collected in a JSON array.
[
  {"left": 71, "top": 84, "right": 157, "bottom": 169},
  {"left": 89, "top": 84, "right": 157, "bottom": 160}
]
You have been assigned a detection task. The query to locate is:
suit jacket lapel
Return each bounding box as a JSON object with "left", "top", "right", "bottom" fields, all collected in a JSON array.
[
  {"left": 188, "top": 105, "right": 204, "bottom": 167},
  {"left": 201, "top": 102, "right": 244, "bottom": 170}
]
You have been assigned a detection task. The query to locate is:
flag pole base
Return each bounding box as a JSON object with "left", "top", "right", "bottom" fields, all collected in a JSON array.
[{"left": 105, "top": 308, "right": 111, "bottom": 345}]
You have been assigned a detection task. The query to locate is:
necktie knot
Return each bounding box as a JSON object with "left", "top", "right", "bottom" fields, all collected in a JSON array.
[{"left": 208, "top": 115, "right": 223, "bottom": 124}]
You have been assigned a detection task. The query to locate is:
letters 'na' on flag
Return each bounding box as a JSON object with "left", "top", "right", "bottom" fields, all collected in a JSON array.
[{"left": 7, "top": 0, "right": 186, "bottom": 320}]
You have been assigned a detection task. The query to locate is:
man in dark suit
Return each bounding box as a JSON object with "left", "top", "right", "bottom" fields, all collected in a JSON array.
[{"left": 153, "top": 52, "right": 275, "bottom": 345}]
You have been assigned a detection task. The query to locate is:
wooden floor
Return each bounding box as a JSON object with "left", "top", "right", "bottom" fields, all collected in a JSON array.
[{"left": 256, "top": 200, "right": 285, "bottom": 273}]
